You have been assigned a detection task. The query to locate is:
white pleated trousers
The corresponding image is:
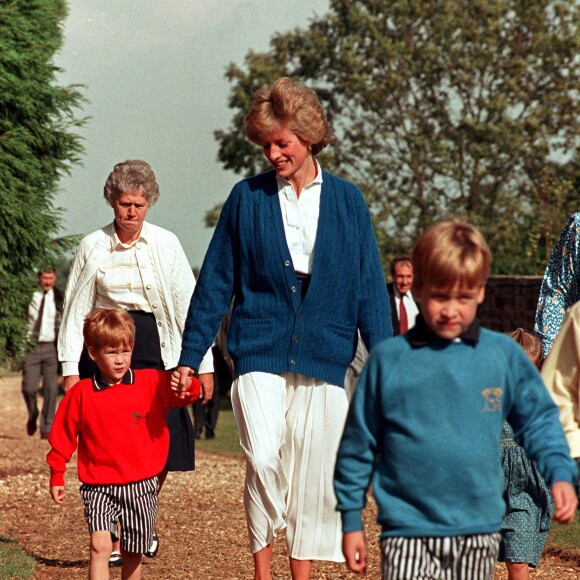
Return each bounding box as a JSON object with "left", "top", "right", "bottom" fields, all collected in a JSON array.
[{"left": 231, "top": 372, "right": 348, "bottom": 561}]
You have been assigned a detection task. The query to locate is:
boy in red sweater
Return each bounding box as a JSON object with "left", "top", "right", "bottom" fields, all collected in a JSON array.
[{"left": 47, "top": 309, "right": 200, "bottom": 580}]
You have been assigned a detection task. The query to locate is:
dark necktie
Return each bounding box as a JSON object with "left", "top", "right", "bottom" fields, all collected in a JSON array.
[
  {"left": 399, "top": 294, "right": 408, "bottom": 334},
  {"left": 33, "top": 291, "right": 47, "bottom": 340}
]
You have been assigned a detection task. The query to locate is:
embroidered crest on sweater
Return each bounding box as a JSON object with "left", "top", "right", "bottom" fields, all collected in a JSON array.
[
  {"left": 131, "top": 412, "right": 149, "bottom": 426},
  {"left": 481, "top": 387, "right": 503, "bottom": 412}
]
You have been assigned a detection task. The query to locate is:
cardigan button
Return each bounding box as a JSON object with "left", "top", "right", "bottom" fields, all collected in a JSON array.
[
  {"left": 291, "top": 286, "right": 297, "bottom": 293},
  {"left": 290, "top": 359, "right": 296, "bottom": 365},
  {"left": 293, "top": 337, "right": 299, "bottom": 343},
  {"left": 284, "top": 260, "right": 290, "bottom": 267}
]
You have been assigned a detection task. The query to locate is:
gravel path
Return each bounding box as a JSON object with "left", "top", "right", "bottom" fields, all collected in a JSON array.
[{"left": 0, "top": 375, "right": 578, "bottom": 579}]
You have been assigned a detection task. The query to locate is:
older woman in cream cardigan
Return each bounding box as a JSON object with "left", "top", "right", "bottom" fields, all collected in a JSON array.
[{"left": 59, "top": 159, "right": 212, "bottom": 563}]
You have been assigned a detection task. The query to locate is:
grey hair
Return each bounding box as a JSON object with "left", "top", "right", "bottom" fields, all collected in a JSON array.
[{"left": 103, "top": 160, "right": 160, "bottom": 206}]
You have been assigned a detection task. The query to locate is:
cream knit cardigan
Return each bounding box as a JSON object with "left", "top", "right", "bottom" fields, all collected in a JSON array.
[
  {"left": 58, "top": 222, "right": 212, "bottom": 376},
  {"left": 542, "top": 300, "right": 580, "bottom": 459}
]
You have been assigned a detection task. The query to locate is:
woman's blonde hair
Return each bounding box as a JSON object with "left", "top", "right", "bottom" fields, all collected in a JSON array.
[
  {"left": 244, "top": 77, "right": 335, "bottom": 155},
  {"left": 412, "top": 220, "right": 492, "bottom": 293},
  {"left": 507, "top": 328, "right": 543, "bottom": 369},
  {"left": 83, "top": 309, "right": 135, "bottom": 352}
]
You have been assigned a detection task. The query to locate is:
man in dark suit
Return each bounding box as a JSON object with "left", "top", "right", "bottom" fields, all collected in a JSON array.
[
  {"left": 387, "top": 256, "right": 419, "bottom": 335},
  {"left": 22, "top": 268, "right": 63, "bottom": 439}
]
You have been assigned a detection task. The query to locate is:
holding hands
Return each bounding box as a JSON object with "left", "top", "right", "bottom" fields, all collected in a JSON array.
[
  {"left": 171, "top": 366, "right": 194, "bottom": 399},
  {"left": 172, "top": 366, "right": 214, "bottom": 404}
]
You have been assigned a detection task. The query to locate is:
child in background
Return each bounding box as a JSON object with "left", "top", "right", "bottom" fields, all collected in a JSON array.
[
  {"left": 500, "top": 329, "right": 554, "bottom": 580},
  {"left": 334, "top": 220, "right": 578, "bottom": 580},
  {"left": 47, "top": 309, "right": 200, "bottom": 580}
]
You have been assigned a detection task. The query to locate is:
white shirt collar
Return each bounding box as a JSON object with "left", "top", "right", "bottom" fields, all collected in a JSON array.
[
  {"left": 276, "top": 160, "right": 323, "bottom": 199},
  {"left": 394, "top": 287, "right": 413, "bottom": 301},
  {"left": 109, "top": 221, "right": 149, "bottom": 250}
]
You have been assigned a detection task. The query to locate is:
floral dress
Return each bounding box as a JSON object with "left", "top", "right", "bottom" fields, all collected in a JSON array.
[
  {"left": 499, "top": 422, "right": 554, "bottom": 566},
  {"left": 535, "top": 212, "right": 580, "bottom": 356}
]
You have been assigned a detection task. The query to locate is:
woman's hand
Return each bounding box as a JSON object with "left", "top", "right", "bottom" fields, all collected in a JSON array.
[
  {"left": 63, "top": 375, "right": 80, "bottom": 393},
  {"left": 199, "top": 372, "right": 214, "bottom": 405},
  {"left": 172, "top": 366, "right": 196, "bottom": 398},
  {"left": 172, "top": 368, "right": 214, "bottom": 403},
  {"left": 50, "top": 485, "right": 66, "bottom": 505}
]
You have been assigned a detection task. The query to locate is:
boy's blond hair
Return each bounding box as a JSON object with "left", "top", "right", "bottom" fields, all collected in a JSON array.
[
  {"left": 412, "top": 220, "right": 492, "bottom": 293},
  {"left": 83, "top": 309, "right": 135, "bottom": 351}
]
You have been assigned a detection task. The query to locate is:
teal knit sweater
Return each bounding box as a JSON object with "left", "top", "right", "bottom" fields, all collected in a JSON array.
[
  {"left": 179, "top": 170, "right": 391, "bottom": 386},
  {"left": 334, "top": 318, "right": 578, "bottom": 538}
]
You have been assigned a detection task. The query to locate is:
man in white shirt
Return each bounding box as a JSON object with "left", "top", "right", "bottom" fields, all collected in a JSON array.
[
  {"left": 22, "top": 269, "right": 63, "bottom": 439},
  {"left": 387, "top": 256, "right": 420, "bottom": 335}
]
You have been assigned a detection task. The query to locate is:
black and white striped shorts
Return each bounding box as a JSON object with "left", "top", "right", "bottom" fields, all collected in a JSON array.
[
  {"left": 80, "top": 476, "right": 158, "bottom": 554},
  {"left": 381, "top": 533, "right": 501, "bottom": 580}
]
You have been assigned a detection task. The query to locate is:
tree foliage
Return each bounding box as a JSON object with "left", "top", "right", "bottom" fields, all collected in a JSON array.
[
  {"left": 0, "top": 0, "right": 85, "bottom": 362},
  {"left": 214, "top": 0, "right": 579, "bottom": 274}
]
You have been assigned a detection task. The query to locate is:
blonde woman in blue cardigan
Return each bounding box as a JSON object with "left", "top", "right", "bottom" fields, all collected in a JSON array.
[{"left": 175, "top": 78, "right": 391, "bottom": 579}]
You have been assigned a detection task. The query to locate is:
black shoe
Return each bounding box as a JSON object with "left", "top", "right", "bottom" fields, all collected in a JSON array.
[
  {"left": 144, "top": 532, "right": 159, "bottom": 558},
  {"left": 205, "top": 431, "right": 215, "bottom": 440},
  {"left": 109, "top": 551, "right": 122, "bottom": 567},
  {"left": 26, "top": 417, "right": 38, "bottom": 436}
]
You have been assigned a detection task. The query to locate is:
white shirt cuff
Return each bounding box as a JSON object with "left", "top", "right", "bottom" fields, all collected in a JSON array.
[
  {"left": 198, "top": 348, "right": 214, "bottom": 374},
  {"left": 62, "top": 361, "right": 80, "bottom": 377}
]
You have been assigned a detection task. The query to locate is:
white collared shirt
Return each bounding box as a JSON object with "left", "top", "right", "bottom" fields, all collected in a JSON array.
[
  {"left": 277, "top": 161, "right": 323, "bottom": 274},
  {"left": 395, "top": 289, "right": 419, "bottom": 330},
  {"left": 29, "top": 288, "right": 57, "bottom": 342},
  {"left": 95, "top": 230, "right": 151, "bottom": 312}
]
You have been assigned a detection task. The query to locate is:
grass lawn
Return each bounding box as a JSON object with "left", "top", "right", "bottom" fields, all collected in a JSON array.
[
  {"left": 194, "top": 397, "right": 243, "bottom": 457},
  {"left": 548, "top": 518, "right": 580, "bottom": 552},
  {"left": 0, "top": 368, "right": 18, "bottom": 380},
  {"left": 0, "top": 534, "right": 35, "bottom": 579}
]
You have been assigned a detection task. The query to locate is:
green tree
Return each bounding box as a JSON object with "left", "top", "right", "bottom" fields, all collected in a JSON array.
[
  {"left": 0, "top": 0, "right": 85, "bottom": 362},
  {"left": 214, "top": 0, "right": 579, "bottom": 273}
]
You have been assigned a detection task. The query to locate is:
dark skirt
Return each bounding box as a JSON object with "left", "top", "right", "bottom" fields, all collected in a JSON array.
[{"left": 79, "top": 310, "right": 195, "bottom": 472}]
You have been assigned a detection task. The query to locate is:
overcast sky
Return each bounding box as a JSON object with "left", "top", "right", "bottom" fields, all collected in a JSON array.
[{"left": 54, "top": 0, "right": 329, "bottom": 267}]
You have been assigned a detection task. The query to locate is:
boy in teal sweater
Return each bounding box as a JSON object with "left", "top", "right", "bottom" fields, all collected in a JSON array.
[{"left": 334, "top": 221, "right": 578, "bottom": 579}]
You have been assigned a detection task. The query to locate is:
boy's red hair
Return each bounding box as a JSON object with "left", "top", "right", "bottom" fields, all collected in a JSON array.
[{"left": 83, "top": 309, "right": 135, "bottom": 351}]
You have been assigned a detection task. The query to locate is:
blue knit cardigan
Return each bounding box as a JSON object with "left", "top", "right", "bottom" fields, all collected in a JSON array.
[{"left": 179, "top": 170, "right": 392, "bottom": 387}]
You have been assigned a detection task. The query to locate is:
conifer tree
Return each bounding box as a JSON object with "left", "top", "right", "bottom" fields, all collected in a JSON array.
[{"left": 0, "top": 0, "right": 85, "bottom": 361}]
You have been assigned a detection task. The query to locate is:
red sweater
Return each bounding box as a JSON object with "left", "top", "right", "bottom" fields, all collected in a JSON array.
[{"left": 47, "top": 369, "right": 200, "bottom": 486}]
